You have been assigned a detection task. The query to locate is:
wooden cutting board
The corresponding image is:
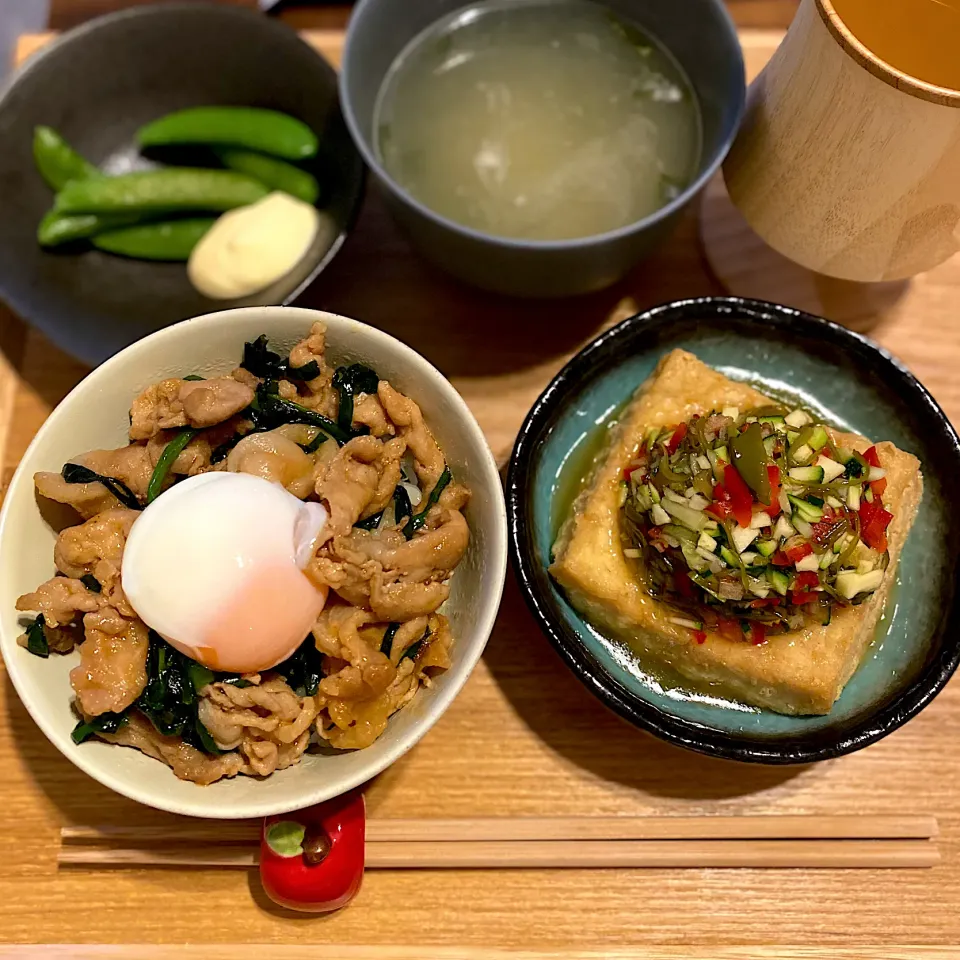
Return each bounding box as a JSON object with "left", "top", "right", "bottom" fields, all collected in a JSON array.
[{"left": 2, "top": 26, "right": 960, "bottom": 956}]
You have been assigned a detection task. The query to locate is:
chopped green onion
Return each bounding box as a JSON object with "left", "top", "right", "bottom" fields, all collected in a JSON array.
[{"left": 146, "top": 428, "right": 197, "bottom": 503}]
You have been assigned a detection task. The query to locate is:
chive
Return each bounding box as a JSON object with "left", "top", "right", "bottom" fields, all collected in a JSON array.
[
  {"left": 182, "top": 374, "right": 205, "bottom": 381},
  {"left": 61, "top": 463, "right": 141, "bottom": 510},
  {"left": 146, "top": 428, "right": 197, "bottom": 503},
  {"left": 79, "top": 574, "right": 101, "bottom": 593},
  {"left": 25, "top": 615, "right": 48, "bottom": 658},
  {"left": 379, "top": 622, "right": 400, "bottom": 656},
  {"left": 405, "top": 466, "right": 452, "bottom": 539}
]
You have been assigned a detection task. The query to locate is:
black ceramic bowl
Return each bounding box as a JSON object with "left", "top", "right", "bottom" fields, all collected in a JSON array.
[
  {"left": 507, "top": 297, "right": 960, "bottom": 763},
  {"left": 0, "top": 4, "right": 365, "bottom": 364}
]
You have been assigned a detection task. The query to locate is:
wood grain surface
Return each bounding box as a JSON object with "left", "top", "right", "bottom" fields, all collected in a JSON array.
[
  {"left": 2, "top": 10, "right": 960, "bottom": 953},
  {"left": 723, "top": 0, "right": 960, "bottom": 284}
]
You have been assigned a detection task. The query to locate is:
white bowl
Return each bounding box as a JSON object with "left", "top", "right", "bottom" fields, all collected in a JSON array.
[{"left": 0, "top": 306, "right": 507, "bottom": 818}]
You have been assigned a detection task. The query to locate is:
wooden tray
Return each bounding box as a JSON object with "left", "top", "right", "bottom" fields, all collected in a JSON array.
[{"left": 2, "top": 27, "right": 960, "bottom": 955}]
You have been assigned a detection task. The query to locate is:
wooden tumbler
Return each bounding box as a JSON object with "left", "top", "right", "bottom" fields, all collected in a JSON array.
[{"left": 723, "top": 0, "right": 960, "bottom": 282}]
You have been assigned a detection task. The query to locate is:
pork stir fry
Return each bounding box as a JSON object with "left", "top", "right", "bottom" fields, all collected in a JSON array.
[{"left": 17, "top": 324, "right": 469, "bottom": 783}]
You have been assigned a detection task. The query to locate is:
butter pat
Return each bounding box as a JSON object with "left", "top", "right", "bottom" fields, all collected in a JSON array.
[{"left": 188, "top": 191, "right": 320, "bottom": 299}]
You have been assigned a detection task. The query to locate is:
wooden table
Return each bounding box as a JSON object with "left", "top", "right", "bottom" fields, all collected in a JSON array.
[{"left": 3, "top": 12, "right": 960, "bottom": 958}]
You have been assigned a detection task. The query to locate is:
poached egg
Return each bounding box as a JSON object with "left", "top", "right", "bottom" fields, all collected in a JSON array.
[{"left": 121, "top": 472, "right": 328, "bottom": 674}]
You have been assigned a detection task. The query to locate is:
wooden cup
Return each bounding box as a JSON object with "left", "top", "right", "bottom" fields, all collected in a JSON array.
[{"left": 723, "top": 0, "right": 960, "bottom": 282}]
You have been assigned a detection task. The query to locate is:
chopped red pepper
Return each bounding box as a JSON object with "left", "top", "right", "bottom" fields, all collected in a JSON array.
[
  {"left": 771, "top": 550, "right": 792, "bottom": 567},
  {"left": 794, "top": 571, "right": 820, "bottom": 590},
  {"left": 748, "top": 622, "right": 767, "bottom": 645},
  {"left": 666, "top": 422, "right": 688, "bottom": 454},
  {"left": 859, "top": 499, "right": 893, "bottom": 552},
  {"left": 784, "top": 541, "right": 813, "bottom": 563},
  {"left": 750, "top": 597, "right": 782, "bottom": 608},
  {"left": 692, "top": 629, "right": 707, "bottom": 644},
  {"left": 260, "top": 792, "right": 365, "bottom": 913},
  {"left": 790, "top": 590, "right": 820, "bottom": 604},
  {"left": 717, "top": 617, "right": 744, "bottom": 642},
  {"left": 860, "top": 446, "right": 887, "bottom": 499},
  {"left": 762, "top": 464, "right": 782, "bottom": 517},
  {"left": 723, "top": 464, "right": 754, "bottom": 528},
  {"left": 622, "top": 466, "right": 634, "bottom": 481},
  {"left": 705, "top": 481, "right": 733, "bottom": 521}
]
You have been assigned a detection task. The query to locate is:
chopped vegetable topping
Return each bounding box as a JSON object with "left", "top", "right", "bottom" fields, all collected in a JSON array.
[{"left": 620, "top": 407, "right": 892, "bottom": 642}]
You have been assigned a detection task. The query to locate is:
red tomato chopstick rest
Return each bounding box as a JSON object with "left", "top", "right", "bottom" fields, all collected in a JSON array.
[{"left": 260, "top": 792, "right": 366, "bottom": 912}]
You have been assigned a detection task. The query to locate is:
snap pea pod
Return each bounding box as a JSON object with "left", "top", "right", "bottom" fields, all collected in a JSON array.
[
  {"left": 92, "top": 218, "right": 216, "bottom": 261},
  {"left": 33, "top": 126, "right": 99, "bottom": 191},
  {"left": 55, "top": 169, "right": 268, "bottom": 215},
  {"left": 213, "top": 147, "right": 319, "bottom": 205},
  {"left": 37, "top": 210, "right": 141, "bottom": 247},
  {"left": 138, "top": 107, "right": 318, "bottom": 161}
]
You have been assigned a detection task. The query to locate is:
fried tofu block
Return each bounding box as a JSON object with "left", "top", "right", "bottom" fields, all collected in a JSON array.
[{"left": 550, "top": 349, "right": 923, "bottom": 715}]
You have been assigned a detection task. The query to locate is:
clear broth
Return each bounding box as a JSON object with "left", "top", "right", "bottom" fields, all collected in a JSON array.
[{"left": 375, "top": 0, "right": 701, "bottom": 242}]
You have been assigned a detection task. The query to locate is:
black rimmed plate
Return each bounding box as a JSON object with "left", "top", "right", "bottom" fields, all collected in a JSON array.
[
  {"left": 0, "top": 4, "right": 365, "bottom": 365},
  {"left": 507, "top": 296, "right": 960, "bottom": 763}
]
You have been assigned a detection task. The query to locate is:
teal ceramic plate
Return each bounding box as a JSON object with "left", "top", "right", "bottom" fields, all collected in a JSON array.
[{"left": 507, "top": 297, "right": 960, "bottom": 763}]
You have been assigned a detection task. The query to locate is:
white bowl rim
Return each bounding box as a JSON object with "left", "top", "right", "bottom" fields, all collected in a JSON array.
[{"left": 0, "top": 305, "right": 507, "bottom": 818}]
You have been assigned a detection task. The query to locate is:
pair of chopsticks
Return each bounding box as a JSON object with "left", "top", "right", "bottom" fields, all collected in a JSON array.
[{"left": 59, "top": 815, "right": 939, "bottom": 869}]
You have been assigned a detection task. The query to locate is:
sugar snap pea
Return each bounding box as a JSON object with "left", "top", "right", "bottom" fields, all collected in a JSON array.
[
  {"left": 138, "top": 107, "right": 318, "bottom": 161},
  {"left": 37, "top": 210, "right": 142, "bottom": 247},
  {"left": 55, "top": 169, "right": 268, "bottom": 215},
  {"left": 92, "top": 218, "right": 216, "bottom": 261},
  {"left": 33, "top": 126, "right": 99, "bottom": 191},
  {"left": 213, "top": 147, "right": 319, "bottom": 205}
]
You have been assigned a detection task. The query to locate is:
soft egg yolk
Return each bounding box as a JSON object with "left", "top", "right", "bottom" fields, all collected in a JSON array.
[{"left": 121, "top": 472, "right": 328, "bottom": 674}]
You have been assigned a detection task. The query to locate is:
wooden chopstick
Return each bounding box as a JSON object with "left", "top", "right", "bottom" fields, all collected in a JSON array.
[
  {"left": 61, "top": 814, "right": 938, "bottom": 845},
  {"left": 58, "top": 816, "right": 939, "bottom": 870},
  {"left": 58, "top": 838, "right": 939, "bottom": 870}
]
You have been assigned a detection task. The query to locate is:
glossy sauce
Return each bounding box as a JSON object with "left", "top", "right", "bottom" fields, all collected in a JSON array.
[{"left": 549, "top": 383, "right": 897, "bottom": 711}]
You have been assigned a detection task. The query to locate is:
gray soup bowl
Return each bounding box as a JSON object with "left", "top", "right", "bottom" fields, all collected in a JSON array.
[{"left": 341, "top": 0, "right": 745, "bottom": 297}]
